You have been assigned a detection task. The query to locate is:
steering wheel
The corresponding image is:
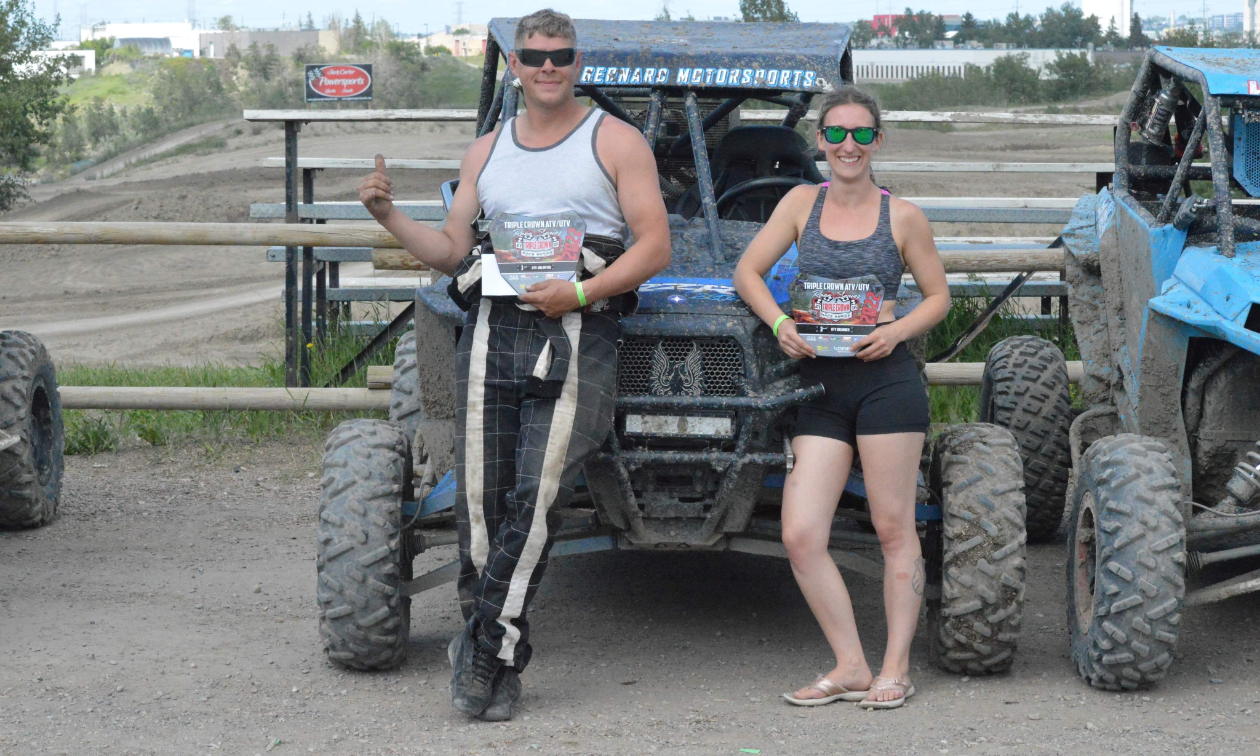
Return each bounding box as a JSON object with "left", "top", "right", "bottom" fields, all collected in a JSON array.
[{"left": 715, "top": 177, "right": 815, "bottom": 222}]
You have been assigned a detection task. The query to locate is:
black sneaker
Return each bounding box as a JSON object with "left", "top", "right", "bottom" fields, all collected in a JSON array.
[
  {"left": 448, "top": 627, "right": 502, "bottom": 716},
  {"left": 478, "top": 667, "right": 521, "bottom": 722}
]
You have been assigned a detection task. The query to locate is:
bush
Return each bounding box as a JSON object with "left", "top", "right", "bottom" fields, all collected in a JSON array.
[
  {"left": 872, "top": 51, "right": 1135, "bottom": 110},
  {"left": 991, "top": 53, "right": 1042, "bottom": 104},
  {"left": 151, "top": 58, "right": 236, "bottom": 126},
  {"left": 872, "top": 54, "right": 1041, "bottom": 109},
  {"left": 1044, "top": 51, "right": 1097, "bottom": 101},
  {"left": 373, "top": 45, "right": 479, "bottom": 108}
]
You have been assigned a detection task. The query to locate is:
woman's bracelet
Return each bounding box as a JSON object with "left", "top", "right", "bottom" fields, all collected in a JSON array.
[
  {"left": 574, "top": 281, "right": 588, "bottom": 307},
  {"left": 772, "top": 314, "right": 791, "bottom": 337}
]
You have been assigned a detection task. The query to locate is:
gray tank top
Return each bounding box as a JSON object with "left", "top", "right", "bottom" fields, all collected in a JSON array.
[
  {"left": 476, "top": 109, "right": 629, "bottom": 245},
  {"left": 797, "top": 185, "right": 904, "bottom": 298}
]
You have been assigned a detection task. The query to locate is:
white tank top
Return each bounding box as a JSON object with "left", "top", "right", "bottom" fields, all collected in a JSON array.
[{"left": 476, "top": 109, "right": 629, "bottom": 245}]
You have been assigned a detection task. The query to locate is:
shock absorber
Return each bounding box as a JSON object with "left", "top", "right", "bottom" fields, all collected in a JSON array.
[
  {"left": 1215, "top": 439, "right": 1260, "bottom": 511},
  {"left": 1143, "top": 87, "right": 1180, "bottom": 144}
]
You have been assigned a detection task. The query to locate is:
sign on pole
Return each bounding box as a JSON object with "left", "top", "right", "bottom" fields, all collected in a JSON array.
[{"left": 304, "top": 64, "right": 373, "bottom": 102}]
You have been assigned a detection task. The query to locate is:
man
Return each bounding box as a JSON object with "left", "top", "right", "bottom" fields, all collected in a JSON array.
[{"left": 358, "top": 9, "right": 670, "bottom": 721}]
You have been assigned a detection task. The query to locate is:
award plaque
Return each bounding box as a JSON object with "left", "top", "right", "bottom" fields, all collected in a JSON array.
[
  {"left": 788, "top": 274, "right": 884, "bottom": 357},
  {"left": 483, "top": 212, "right": 585, "bottom": 297}
]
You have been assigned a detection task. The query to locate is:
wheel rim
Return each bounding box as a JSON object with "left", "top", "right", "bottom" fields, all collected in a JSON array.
[
  {"left": 1072, "top": 492, "right": 1098, "bottom": 634},
  {"left": 30, "top": 383, "right": 54, "bottom": 488}
]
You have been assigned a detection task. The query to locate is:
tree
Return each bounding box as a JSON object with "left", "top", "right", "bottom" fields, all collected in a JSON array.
[
  {"left": 995, "top": 12, "right": 1037, "bottom": 46},
  {"left": 991, "top": 53, "right": 1041, "bottom": 103},
  {"left": 150, "top": 58, "right": 234, "bottom": 125},
  {"left": 850, "top": 19, "right": 876, "bottom": 48},
  {"left": 215, "top": 15, "right": 238, "bottom": 31},
  {"left": 895, "top": 8, "right": 940, "bottom": 48},
  {"left": 291, "top": 44, "right": 321, "bottom": 66},
  {"left": 654, "top": 0, "right": 671, "bottom": 21},
  {"left": 83, "top": 97, "right": 121, "bottom": 146},
  {"left": 1102, "top": 18, "right": 1124, "bottom": 47},
  {"left": 302, "top": 12, "right": 315, "bottom": 31},
  {"left": 371, "top": 18, "right": 394, "bottom": 47},
  {"left": 740, "top": 0, "right": 798, "bottom": 23},
  {"left": 423, "top": 44, "right": 452, "bottom": 56},
  {"left": 1037, "top": 3, "right": 1101, "bottom": 48},
  {"left": 1161, "top": 22, "right": 1201, "bottom": 47},
  {"left": 1045, "top": 50, "right": 1097, "bottom": 99},
  {"left": 77, "top": 36, "right": 113, "bottom": 58},
  {"left": 52, "top": 110, "right": 84, "bottom": 164},
  {"left": 243, "top": 42, "right": 280, "bottom": 81},
  {"left": 343, "top": 10, "right": 369, "bottom": 53},
  {"left": 0, "top": 0, "right": 71, "bottom": 209},
  {"left": 1127, "top": 13, "right": 1151, "bottom": 48},
  {"left": 955, "top": 12, "right": 979, "bottom": 43}
]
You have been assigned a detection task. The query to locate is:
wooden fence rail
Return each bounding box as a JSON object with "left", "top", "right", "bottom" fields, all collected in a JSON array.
[
  {"left": 0, "top": 222, "right": 1067, "bottom": 273},
  {"left": 57, "top": 360, "right": 1086, "bottom": 410}
]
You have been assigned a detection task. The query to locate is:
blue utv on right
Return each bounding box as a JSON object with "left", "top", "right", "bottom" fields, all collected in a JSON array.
[{"left": 980, "top": 46, "right": 1260, "bottom": 690}]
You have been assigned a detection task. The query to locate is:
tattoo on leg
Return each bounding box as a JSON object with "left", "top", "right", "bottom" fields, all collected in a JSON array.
[{"left": 911, "top": 557, "right": 926, "bottom": 596}]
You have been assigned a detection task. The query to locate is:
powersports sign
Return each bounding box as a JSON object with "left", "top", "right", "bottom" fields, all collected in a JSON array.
[{"left": 304, "top": 64, "right": 373, "bottom": 102}]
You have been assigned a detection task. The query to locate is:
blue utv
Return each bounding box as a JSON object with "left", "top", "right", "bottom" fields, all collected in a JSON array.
[
  {"left": 980, "top": 47, "right": 1260, "bottom": 690},
  {"left": 315, "top": 19, "right": 1029, "bottom": 676}
]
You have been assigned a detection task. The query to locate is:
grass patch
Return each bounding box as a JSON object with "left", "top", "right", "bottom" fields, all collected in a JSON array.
[
  {"left": 63, "top": 71, "right": 152, "bottom": 108},
  {"left": 925, "top": 289, "right": 1080, "bottom": 425},
  {"left": 61, "top": 320, "right": 402, "bottom": 456}
]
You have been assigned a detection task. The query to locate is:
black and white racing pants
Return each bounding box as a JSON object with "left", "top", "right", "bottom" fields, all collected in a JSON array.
[{"left": 454, "top": 298, "right": 619, "bottom": 671}]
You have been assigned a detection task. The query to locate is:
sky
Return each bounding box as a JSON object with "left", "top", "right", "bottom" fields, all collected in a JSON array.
[{"left": 33, "top": 0, "right": 1234, "bottom": 40}]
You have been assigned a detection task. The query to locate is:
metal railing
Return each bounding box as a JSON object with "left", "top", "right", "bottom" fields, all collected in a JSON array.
[{"left": 236, "top": 105, "right": 1115, "bottom": 386}]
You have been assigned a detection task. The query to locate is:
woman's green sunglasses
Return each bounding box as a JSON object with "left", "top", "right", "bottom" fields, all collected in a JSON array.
[{"left": 820, "top": 125, "right": 879, "bottom": 145}]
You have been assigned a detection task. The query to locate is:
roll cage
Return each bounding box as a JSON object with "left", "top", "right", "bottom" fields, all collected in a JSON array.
[
  {"left": 473, "top": 19, "right": 854, "bottom": 258},
  {"left": 1114, "top": 46, "right": 1260, "bottom": 257}
]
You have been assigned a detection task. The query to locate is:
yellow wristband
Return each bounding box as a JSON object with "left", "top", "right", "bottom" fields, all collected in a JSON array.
[
  {"left": 772, "top": 314, "right": 791, "bottom": 337},
  {"left": 574, "top": 281, "right": 588, "bottom": 307}
]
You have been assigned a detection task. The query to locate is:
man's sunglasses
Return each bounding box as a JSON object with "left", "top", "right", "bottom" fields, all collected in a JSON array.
[
  {"left": 820, "top": 126, "right": 879, "bottom": 145},
  {"left": 515, "top": 47, "right": 577, "bottom": 67}
]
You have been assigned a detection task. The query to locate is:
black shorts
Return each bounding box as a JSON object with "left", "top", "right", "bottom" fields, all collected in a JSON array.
[{"left": 794, "top": 343, "right": 930, "bottom": 447}]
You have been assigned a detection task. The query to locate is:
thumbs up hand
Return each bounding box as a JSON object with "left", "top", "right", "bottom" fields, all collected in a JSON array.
[{"left": 359, "top": 154, "right": 394, "bottom": 222}]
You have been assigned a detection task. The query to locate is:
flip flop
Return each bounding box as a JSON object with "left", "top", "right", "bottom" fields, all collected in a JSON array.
[
  {"left": 782, "top": 676, "right": 870, "bottom": 706},
  {"left": 857, "top": 676, "right": 915, "bottom": 709}
]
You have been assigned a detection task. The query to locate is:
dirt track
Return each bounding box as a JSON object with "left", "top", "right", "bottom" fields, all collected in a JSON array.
[
  {"left": 1, "top": 118, "right": 1110, "bottom": 368},
  {"left": 4, "top": 445, "right": 1260, "bottom": 755}
]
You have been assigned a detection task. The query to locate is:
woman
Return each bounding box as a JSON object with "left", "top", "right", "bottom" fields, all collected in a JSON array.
[{"left": 733, "top": 86, "right": 949, "bottom": 710}]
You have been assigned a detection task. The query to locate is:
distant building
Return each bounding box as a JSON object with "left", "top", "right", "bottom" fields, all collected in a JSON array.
[
  {"left": 853, "top": 48, "right": 1094, "bottom": 83},
  {"left": 25, "top": 48, "right": 95, "bottom": 77},
  {"left": 419, "top": 24, "right": 488, "bottom": 57},
  {"left": 81, "top": 21, "right": 201, "bottom": 57},
  {"left": 1211, "top": 12, "right": 1244, "bottom": 30},
  {"left": 79, "top": 21, "right": 337, "bottom": 60},
  {"left": 198, "top": 30, "right": 339, "bottom": 59}
]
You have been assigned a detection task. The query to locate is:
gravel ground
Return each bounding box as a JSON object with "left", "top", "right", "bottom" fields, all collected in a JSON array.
[{"left": 4, "top": 444, "right": 1260, "bottom": 756}]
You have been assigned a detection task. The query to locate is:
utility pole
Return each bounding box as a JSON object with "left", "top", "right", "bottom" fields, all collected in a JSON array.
[
  {"left": 187, "top": 0, "right": 194, "bottom": 27},
  {"left": 456, "top": 1, "right": 464, "bottom": 25}
]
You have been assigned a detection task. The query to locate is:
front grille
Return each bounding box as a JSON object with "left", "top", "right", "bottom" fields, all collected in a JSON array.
[
  {"left": 618, "top": 337, "right": 745, "bottom": 397},
  {"left": 1238, "top": 113, "right": 1260, "bottom": 197}
]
